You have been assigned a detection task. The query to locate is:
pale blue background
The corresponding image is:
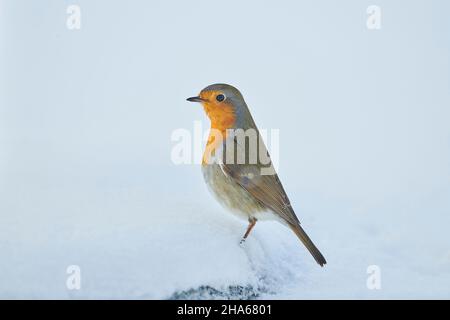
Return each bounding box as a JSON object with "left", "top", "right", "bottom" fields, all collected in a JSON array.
[{"left": 0, "top": 0, "right": 449, "bottom": 298}]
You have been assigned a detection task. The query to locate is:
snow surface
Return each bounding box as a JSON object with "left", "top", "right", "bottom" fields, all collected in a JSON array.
[{"left": 1, "top": 165, "right": 449, "bottom": 299}]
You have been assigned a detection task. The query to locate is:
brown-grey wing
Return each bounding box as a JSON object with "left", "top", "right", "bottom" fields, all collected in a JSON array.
[
  {"left": 220, "top": 135, "right": 327, "bottom": 266},
  {"left": 220, "top": 135, "right": 300, "bottom": 226}
]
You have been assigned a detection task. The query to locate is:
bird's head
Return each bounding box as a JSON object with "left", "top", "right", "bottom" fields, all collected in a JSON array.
[{"left": 187, "top": 83, "right": 253, "bottom": 131}]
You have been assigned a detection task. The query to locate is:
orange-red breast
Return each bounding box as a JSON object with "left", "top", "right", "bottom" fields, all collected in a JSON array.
[{"left": 187, "top": 83, "right": 326, "bottom": 266}]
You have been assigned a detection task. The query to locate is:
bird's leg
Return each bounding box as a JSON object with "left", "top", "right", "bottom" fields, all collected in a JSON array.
[{"left": 240, "top": 217, "right": 257, "bottom": 244}]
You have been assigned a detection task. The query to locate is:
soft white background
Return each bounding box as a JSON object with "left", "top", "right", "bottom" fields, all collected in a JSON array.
[{"left": 0, "top": 0, "right": 449, "bottom": 298}]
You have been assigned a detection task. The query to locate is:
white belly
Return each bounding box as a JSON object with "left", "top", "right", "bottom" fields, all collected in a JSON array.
[{"left": 202, "top": 163, "right": 274, "bottom": 221}]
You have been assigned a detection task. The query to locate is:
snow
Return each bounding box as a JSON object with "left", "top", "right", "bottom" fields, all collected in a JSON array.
[
  {"left": 0, "top": 175, "right": 310, "bottom": 299},
  {"left": 1, "top": 164, "right": 449, "bottom": 299}
]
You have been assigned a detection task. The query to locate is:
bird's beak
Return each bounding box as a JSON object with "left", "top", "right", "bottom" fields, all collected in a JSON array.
[{"left": 187, "top": 96, "right": 206, "bottom": 103}]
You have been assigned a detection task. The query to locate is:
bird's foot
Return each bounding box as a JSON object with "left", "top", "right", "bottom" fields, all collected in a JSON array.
[{"left": 239, "top": 238, "right": 246, "bottom": 246}]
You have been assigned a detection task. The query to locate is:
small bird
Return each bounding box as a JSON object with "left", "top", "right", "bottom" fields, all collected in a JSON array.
[{"left": 187, "top": 84, "right": 326, "bottom": 266}]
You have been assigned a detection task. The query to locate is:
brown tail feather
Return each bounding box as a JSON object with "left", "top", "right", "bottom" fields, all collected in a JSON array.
[{"left": 289, "top": 223, "right": 326, "bottom": 267}]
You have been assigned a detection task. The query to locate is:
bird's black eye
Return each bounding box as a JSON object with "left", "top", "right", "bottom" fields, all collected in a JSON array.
[{"left": 216, "top": 94, "right": 225, "bottom": 102}]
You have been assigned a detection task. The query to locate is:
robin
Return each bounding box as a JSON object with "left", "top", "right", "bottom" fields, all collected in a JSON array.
[{"left": 187, "top": 84, "right": 326, "bottom": 266}]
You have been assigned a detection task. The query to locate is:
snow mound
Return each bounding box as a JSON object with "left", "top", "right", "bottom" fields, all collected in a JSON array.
[{"left": 0, "top": 186, "right": 317, "bottom": 299}]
